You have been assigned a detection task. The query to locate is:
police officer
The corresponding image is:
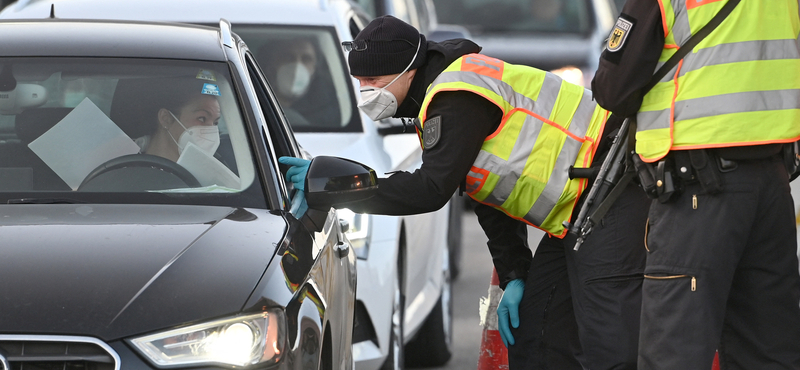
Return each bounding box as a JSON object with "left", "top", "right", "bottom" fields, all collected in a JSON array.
[
  {"left": 281, "top": 15, "right": 649, "bottom": 369},
  {"left": 592, "top": 0, "right": 800, "bottom": 369}
]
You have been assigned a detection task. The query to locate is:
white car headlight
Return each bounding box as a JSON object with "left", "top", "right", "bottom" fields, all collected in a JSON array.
[
  {"left": 338, "top": 208, "right": 370, "bottom": 259},
  {"left": 129, "top": 309, "right": 285, "bottom": 368}
]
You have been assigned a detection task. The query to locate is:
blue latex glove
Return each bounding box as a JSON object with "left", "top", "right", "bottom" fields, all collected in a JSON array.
[
  {"left": 497, "top": 278, "right": 525, "bottom": 347},
  {"left": 289, "top": 188, "right": 308, "bottom": 218},
  {"left": 278, "top": 156, "right": 311, "bottom": 191}
]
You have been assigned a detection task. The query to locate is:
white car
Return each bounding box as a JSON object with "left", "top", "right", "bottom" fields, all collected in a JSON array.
[{"left": 0, "top": 0, "right": 456, "bottom": 369}]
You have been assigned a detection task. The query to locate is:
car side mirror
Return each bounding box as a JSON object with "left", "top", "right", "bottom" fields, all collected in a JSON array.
[{"left": 305, "top": 156, "right": 378, "bottom": 209}]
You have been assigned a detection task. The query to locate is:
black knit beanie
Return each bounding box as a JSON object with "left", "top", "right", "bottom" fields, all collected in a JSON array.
[{"left": 348, "top": 15, "right": 427, "bottom": 76}]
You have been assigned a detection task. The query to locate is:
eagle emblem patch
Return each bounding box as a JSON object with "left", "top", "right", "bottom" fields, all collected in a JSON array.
[
  {"left": 423, "top": 116, "right": 442, "bottom": 149},
  {"left": 607, "top": 17, "right": 633, "bottom": 52}
]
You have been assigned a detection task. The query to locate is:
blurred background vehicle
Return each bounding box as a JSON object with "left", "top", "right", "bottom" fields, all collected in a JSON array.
[
  {"left": 431, "top": 0, "right": 618, "bottom": 86},
  {"left": 0, "top": 0, "right": 457, "bottom": 369},
  {"left": 0, "top": 16, "right": 361, "bottom": 370},
  {"left": 353, "top": 0, "right": 472, "bottom": 287}
]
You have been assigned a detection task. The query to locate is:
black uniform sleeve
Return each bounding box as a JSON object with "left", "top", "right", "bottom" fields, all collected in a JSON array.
[
  {"left": 335, "top": 90, "right": 502, "bottom": 215},
  {"left": 473, "top": 203, "right": 532, "bottom": 290},
  {"left": 336, "top": 90, "right": 535, "bottom": 290},
  {"left": 591, "top": 0, "right": 664, "bottom": 117}
]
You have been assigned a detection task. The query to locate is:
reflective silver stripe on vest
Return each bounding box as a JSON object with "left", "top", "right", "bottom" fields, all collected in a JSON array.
[
  {"left": 567, "top": 91, "right": 596, "bottom": 138},
  {"left": 638, "top": 89, "right": 800, "bottom": 130},
  {"left": 652, "top": 60, "right": 678, "bottom": 84},
  {"left": 670, "top": 0, "right": 691, "bottom": 45},
  {"left": 471, "top": 114, "right": 545, "bottom": 206},
  {"left": 674, "top": 89, "right": 800, "bottom": 121},
  {"left": 637, "top": 108, "right": 671, "bottom": 131},
  {"left": 679, "top": 39, "right": 800, "bottom": 77},
  {"left": 525, "top": 137, "right": 583, "bottom": 225},
  {"left": 431, "top": 70, "right": 562, "bottom": 122}
]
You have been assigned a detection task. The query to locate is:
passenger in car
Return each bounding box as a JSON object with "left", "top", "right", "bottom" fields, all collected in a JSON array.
[
  {"left": 134, "top": 80, "right": 221, "bottom": 163},
  {"left": 257, "top": 38, "right": 339, "bottom": 127},
  {"left": 281, "top": 15, "right": 649, "bottom": 370}
]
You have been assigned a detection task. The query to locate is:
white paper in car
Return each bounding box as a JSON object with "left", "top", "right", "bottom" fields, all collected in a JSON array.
[
  {"left": 176, "top": 142, "right": 241, "bottom": 189},
  {"left": 28, "top": 98, "right": 140, "bottom": 190}
]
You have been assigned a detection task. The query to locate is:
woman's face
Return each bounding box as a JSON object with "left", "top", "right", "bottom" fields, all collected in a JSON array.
[{"left": 175, "top": 94, "right": 221, "bottom": 128}]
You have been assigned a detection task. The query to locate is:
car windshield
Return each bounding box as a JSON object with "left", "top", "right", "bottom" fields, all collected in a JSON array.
[
  {"left": 433, "top": 0, "right": 594, "bottom": 35},
  {"left": 0, "top": 58, "right": 266, "bottom": 207},
  {"left": 233, "top": 25, "right": 360, "bottom": 133}
]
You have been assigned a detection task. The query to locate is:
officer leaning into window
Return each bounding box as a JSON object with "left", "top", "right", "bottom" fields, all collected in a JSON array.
[
  {"left": 281, "top": 15, "right": 650, "bottom": 370},
  {"left": 591, "top": 0, "right": 800, "bottom": 369}
]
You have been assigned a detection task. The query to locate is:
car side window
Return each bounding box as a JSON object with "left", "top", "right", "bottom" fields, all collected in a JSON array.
[{"left": 245, "top": 53, "right": 299, "bottom": 160}]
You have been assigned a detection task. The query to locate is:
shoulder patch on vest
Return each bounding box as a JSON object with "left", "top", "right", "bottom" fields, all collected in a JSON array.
[
  {"left": 423, "top": 115, "right": 442, "bottom": 149},
  {"left": 607, "top": 16, "right": 634, "bottom": 52}
]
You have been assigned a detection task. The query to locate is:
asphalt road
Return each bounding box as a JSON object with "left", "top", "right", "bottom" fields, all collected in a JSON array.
[{"left": 412, "top": 206, "right": 544, "bottom": 370}]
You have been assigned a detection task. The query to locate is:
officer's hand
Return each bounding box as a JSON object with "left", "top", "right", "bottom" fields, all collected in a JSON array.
[
  {"left": 497, "top": 278, "right": 525, "bottom": 347},
  {"left": 278, "top": 156, "right": 311, "bottom": 191},
  {"left": 289, "top": 189, "right": 308, "bottom": 218}
]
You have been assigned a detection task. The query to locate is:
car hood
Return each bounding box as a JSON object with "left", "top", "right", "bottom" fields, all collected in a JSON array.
[{"left": 0, "top": 204, "right": 287, "bottom": 340}]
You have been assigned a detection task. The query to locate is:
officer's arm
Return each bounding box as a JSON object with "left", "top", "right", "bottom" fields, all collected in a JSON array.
[
  {"left": 591, "top": 0, "right": 664, "bottom": 117},
  {"left": 474, "top": 203, "right": 532, "bottom": 290},
  {"left": 336, "top": 91, "right": 502, "bottom": 215}
]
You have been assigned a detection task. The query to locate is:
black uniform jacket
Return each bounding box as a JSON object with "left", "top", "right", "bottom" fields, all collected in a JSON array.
[
  {"left": 338, "top": 39, "right": 624, "bottom": 288},
  {"left": 592, "top": 0, "right": 665, "bottom": 117}
]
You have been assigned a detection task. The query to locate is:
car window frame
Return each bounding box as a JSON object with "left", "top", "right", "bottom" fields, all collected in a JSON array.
[{"left": 222, "top": 38, "right": 291, "bottom": 211}]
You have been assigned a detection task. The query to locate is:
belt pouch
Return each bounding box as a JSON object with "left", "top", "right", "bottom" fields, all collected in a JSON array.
[{"left": 688, "top": 150, "right": 723, "bottom": 194}]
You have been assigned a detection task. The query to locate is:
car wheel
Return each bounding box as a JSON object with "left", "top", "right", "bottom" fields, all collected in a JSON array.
[
  {"left": 380, "top": 246, "right": 405, "bottom": 370},
  {"left": 404, "top": 248, "right": 453, "bottom": 367}
]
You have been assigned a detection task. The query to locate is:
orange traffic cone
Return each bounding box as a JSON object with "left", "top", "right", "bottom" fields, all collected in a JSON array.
[{"left": 477, "top": 268, "right": 509, "bottom": 370}]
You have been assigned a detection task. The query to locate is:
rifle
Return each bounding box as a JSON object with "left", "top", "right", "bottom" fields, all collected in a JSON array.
[{"left": 566, "top": 117, "right": 636, "bottom": 251}]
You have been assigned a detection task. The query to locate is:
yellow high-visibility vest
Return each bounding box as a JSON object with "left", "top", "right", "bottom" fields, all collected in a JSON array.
[
  {"left": 417, "top": 54, "right": 608, "bottom": 237},
  {"left": 637, "top": 0, "right": 800, "bottom": 162}
]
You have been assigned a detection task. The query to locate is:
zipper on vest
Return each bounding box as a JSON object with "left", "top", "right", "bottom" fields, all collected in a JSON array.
[
  {"left": 644, "top": 274, "right": 697, "bottom": 291},
  {"left": 693, "top": 194, "right": 698, "bottom": 209}
]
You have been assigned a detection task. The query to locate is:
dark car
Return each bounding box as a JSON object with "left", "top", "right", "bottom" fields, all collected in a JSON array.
[{"left": 0, "top": 17, "right": 374, "bottom": 369}]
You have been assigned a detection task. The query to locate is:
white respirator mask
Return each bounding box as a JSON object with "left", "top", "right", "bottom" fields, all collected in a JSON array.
[
  {"left": 276, "top": 62, "right": 312, "bottom": 99},
  {"left": 166, "top": 110, "right": 220, "bottom": 156},
  {"left": 357, "top": 38, "right": 421, "bottom": 121}
]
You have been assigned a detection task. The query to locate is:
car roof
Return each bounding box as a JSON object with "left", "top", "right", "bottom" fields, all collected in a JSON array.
[
  {"left": 0, "top": 19, "right": 228, "bottom": 60},
  {"left": 0, "top": 0, "right": 338, "bottom": 26}
]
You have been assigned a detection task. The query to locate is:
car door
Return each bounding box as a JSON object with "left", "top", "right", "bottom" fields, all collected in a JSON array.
[{"left": 241, "top": 49, "right": 357, "bottom": 365}]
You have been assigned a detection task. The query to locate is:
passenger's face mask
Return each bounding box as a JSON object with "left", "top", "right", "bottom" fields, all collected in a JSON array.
[
  {"left": 357, "top": 38, "right": 421, "bottom": 121},
  {"left": 276, "top": 62, "right": 312, "bottom": 99},
  {"left": 166, "top": 111, "right": 221, "bottom": 156}
]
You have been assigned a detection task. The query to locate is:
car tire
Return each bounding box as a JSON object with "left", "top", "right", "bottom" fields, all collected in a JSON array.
[
  {"left": 404, "top": 248, "right": 453, "bottom": 367},
  {"left": 380, "top": 246, "right": 405, "bottom": 370}
]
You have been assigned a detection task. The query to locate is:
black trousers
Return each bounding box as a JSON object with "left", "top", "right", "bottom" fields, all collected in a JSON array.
[
  {"left": 508, "top": 182, "right": 650, "bottom": 370},
  {"left": 640, "top": 155, "right": 800, "bottom": 370}
]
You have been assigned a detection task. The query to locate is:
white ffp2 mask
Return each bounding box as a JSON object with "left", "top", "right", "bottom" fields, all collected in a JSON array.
[
  {"left": 356, "top": 37, "right": 421, "bottom": 121},
  {"left": 166, "top": 111, "right": 221, "bottom": 156},
  {"left": 277, "top": 62, "right": 312, "bottom": 98}
]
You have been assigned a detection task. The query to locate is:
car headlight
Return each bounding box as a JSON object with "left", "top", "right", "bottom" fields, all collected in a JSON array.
[
  {"left": 337, "top": 208, "right": 370, "bottom": 259},
  {"left": 129, "top": 309, "right": 285, "bottom": 368}
]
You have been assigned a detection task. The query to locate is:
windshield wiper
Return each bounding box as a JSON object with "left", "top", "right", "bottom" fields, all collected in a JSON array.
[{"left": 7, "top": 198, "right": 86, "bottom": 204}]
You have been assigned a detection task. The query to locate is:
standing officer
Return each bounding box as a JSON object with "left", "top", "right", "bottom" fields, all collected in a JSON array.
[
  {"left": 281, "top": 15, "right": 649, "bottom": 369},
  {"left": 592, "top": 0, "right": 800, "bottom": 369}
]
